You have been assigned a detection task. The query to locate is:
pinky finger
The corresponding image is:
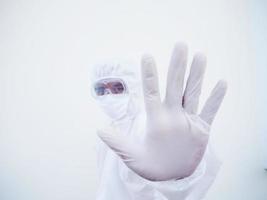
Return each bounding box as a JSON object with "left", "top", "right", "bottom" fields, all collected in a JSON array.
[{"left": 199, "top": 80, "right": 227, "bottom": 125}]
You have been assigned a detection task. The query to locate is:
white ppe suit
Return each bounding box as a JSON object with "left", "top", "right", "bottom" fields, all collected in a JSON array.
[{"left": 91, "top": 55, "right": 224, "bottom": 200}]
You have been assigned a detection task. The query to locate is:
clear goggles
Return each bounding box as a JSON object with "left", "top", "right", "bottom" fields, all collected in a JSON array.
[{"left": 93, "top": 78, "right": 127, "bottom": 96}]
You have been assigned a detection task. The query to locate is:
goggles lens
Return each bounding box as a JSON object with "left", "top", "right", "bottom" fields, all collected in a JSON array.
[{"left": 94, "top": 79, "right": 126, "bottom": 96}]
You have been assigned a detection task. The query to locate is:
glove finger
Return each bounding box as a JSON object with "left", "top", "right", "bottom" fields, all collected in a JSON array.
[
  {"left": 165, "top": 42, "right": 188, "bottom": 108},
  {"left": 199, "top": 80, "right": 227, "bottom": 125},
  {"left": 141, "top": 55, "right": 161, "bottom": 116},
  {"left": 97, "top": 127, "right": 135, "bottom": 162},
  {"left": 183, "top": 53, "right": 207, "bottom": 114}
]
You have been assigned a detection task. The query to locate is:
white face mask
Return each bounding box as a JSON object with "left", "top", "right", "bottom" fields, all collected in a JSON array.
[{"left": 97, "top": 94, "right": 130, "bottom": 120}]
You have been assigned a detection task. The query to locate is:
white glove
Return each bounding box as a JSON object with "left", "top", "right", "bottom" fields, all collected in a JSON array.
[{"left": 98, "top": 43, "right": 227, "bottom": 181}]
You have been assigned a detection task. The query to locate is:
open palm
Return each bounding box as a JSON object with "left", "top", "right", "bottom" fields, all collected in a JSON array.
[{"left": 98, "top": 43, "right": 227, "bottom": 181}]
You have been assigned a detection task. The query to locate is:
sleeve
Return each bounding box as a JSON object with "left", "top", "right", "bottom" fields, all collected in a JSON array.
[
  {"left": 95, "top": 137, "right": 108, "bottom": 178},
  {"left": 118, "top": 144, "right": 221, "bottom": 200}
]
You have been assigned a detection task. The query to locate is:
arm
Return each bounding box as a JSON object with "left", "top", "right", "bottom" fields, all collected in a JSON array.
[{"left": 97, "top": 42, "right": 227, "bottom": 198}]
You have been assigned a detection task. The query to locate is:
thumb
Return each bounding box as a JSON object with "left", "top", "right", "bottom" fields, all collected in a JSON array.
[{"left": 97, "top": 127, "right": 135, "bottom": 162}]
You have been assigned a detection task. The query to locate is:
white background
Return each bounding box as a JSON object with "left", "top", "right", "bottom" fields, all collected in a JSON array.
[{"left": 0, "top": 0, "right": 267, "bottom": 199}]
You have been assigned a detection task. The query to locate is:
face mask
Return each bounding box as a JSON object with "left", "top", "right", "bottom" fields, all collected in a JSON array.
[{"left": 97, "top": 94, "right": 130, "bottom": 120}]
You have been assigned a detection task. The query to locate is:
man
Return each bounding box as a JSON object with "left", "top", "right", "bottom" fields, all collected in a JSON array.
[{"left": 91, "top": 42, "right": 227, "bottom": 199}]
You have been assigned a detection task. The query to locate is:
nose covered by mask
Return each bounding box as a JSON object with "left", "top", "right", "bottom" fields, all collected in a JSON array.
[{"left": 97, "top": 94, "right": 131, "bottom": 120}]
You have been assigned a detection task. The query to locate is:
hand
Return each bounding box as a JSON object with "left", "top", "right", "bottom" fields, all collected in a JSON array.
[{"left": 98, "top": 42, "right": 227, "bottom": 181}]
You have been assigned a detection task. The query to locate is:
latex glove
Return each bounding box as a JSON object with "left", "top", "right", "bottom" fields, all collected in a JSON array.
[{"left": 98, "top": 43, "right": 227, "bottom": 181}]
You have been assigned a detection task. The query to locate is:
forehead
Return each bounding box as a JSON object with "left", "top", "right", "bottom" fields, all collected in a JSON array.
[
  {"left": 95, "top": 77, "right": 125, "bottom": 84},
  {"left": 91, "top": 60, "right": 139, "bottom": 84}
]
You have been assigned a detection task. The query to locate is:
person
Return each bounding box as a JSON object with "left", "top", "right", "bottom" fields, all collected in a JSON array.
[{"left": 90, "top": 42, "right": 227, "bottom": 200}]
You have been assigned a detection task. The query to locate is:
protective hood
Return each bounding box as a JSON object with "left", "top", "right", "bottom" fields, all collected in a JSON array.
[{"left": 90, "top": 59, "right": 143, "bottom": 121}]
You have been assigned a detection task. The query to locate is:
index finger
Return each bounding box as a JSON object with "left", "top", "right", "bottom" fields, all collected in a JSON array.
[{"left": 141, "top": 54, "right": 161, "bottom": 115}]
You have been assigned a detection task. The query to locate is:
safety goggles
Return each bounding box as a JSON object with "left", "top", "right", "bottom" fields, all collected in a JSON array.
[{"left": 93, "top": 78, "right": 127, "bottom": 96}]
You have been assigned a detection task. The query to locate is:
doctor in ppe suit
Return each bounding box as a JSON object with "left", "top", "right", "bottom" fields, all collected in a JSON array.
[{"left": 91, "top": 43, "right": 227, "bottom": 200}]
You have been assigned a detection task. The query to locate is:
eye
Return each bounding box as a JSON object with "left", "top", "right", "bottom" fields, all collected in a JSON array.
[
  {"left": 94, "top": 83, "right": 106, "bottom": 96},
  {"left": 111, "top": 82, "right": 125, "bottom": 94}
]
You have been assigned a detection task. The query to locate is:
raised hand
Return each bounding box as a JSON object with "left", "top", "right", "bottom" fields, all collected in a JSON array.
[{"left": 98, "top": 43, "right": 227, "bottom": 181}]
